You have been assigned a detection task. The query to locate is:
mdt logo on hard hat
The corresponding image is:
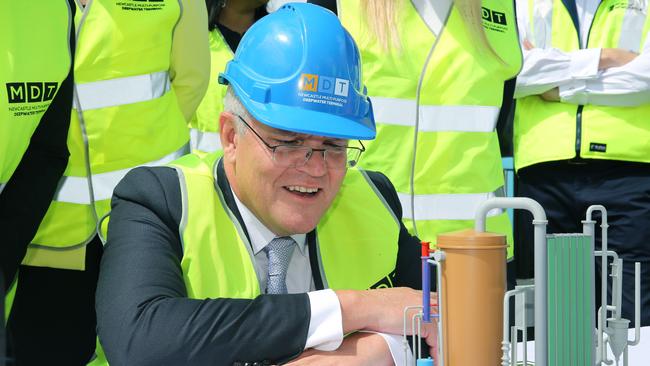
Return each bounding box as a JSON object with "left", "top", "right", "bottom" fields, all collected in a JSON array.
[{"left": 299, "top": 74, "right": 349, "bottom": 97}]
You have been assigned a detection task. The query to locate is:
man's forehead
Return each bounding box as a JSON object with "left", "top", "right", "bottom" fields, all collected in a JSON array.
[{"left": 252, "top": 118, "right": 347, "bottom": 142}]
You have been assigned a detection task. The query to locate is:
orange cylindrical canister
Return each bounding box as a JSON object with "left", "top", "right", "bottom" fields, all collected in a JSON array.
[{"left": 437, "top": 229, "right": 506, "bottom": 366}]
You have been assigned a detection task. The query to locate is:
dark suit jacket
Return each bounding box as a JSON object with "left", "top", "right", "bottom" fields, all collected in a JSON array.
[{"left": 96, "top": 159, "right": 423, "bottom": 365}]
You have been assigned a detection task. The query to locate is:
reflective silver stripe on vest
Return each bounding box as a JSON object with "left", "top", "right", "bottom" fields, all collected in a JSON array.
[
  {"left": 411, "top": 0, "right": 452, "bottom": 37},
  {"left": 398, "top": 191, "right": 503, "bottom": 220},
  {"left": 372, "top": 97, "right": 499, "bottom": 132},
  {"left": 618, "top": 0, "right": 647, "bottom": 52},
  {"left": 53, "top": 144, "right": 189, "bottom": 204},
  {"left": 0, "top": 183, "right": 5, "bottom": 195},
  {"left": 75, "top": 71, "right": 171, "bottom": 111},
  {"left": 189, "top": 128, "right": 222, "bottom": 152}
]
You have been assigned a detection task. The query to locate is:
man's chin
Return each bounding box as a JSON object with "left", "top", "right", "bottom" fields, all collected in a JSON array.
[{"left": 276, "top": 217, "right": 320, "bottom": 236}]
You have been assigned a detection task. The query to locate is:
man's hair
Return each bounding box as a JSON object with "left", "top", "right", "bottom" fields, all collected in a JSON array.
[{"left": 223, "top": 86, "right": 250, "bottom": 135}]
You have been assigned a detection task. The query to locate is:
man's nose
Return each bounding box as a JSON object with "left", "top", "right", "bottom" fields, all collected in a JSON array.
[{"left": 298, "top": 149, "right": 327, "bottom": 176}]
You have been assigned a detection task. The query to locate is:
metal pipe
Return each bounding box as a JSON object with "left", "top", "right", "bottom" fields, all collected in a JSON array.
[
  {"left": 522, "top": 288, "right": 529, "bottom": 365},
  {"left": 614, "top": 259, "right": 623, "bottom": 319},
  {"left": 428, "top": 254, "right": 445, "bottom": 366},
  {"left": 595, "top": 250, "right": 619, "bottom": 262},
  {"left": 629, "top": 262, "right": 641, "bottom": 346},
  {"left": 585, "top": 205, "right": 609, "bottom": 364},
  {"left": 422, "top": 242, "right": 431, "bottom": 322},
  {"left": 475, "top": 198, "right": 547, "bottom": 366},
  {"left": 501, "top": 290, "right": 518, "bottom": 366},
  {"left": 412, "top": 312, "right": 420, "bottom": 361},
  {"left": 403, "top": 305, "right": 422, "bottom": 366}
]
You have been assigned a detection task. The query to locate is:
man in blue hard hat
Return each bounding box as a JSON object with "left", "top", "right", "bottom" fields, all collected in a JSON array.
[{"left": 95, "top": 3, "right": 436, "bottom": 365}]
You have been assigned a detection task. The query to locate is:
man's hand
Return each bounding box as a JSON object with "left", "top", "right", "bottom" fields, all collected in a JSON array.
[
  {"left": 523, "top": 39, "right": 535, "bottom": 51},
  {"left": 599, "top": 48, "right": 638, "bottom": 70},
  {"left": 424, "top": 317, "right": 440, "bottom": 365},
  {"left": 336, "top": 287, "right": 438, "bottom": 336},
  {"left": 541, "top": 87, "right": 560, "bottom": 102},
  {"left": 285, "top": 332, "right": 393, "bottom": 366},
  {"left": 525, "top": 40, "right": 638, "bottom": 71}
]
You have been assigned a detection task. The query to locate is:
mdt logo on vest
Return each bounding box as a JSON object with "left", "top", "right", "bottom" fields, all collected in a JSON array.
[
  {"left": 6, "top": 82, "right": 58, "bottom": 103},
  {"left": 482, "top": 7, "right": 507, "bottom": 25},
  {"left": 299, "top": 74, "right": 349, "bottom": 97},
  {"left": 481, "top": 7, "right": 508, "bottom": 33},
  {"left": 609, "top": 0, "right": 645, "bottom": 12}
]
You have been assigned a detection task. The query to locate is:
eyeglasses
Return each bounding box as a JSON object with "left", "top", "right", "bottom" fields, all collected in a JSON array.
[{"left": 236, "top": 115, "right": 365, "bottom": 170}]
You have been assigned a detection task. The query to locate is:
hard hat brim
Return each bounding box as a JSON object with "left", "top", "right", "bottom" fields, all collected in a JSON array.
[{"left": 239, "top": 94, "right": 377, "bottom": 141}]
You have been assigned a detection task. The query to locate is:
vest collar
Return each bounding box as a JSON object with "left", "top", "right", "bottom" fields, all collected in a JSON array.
[
  {"left": 213, "top": 157, "right": 325, "bottom": 289},
  {"left": 411, "top": 0, "right": 453, "bottom": 37}
]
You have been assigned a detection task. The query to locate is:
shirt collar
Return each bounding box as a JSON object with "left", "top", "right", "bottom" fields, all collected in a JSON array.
[{"left": 231, "top": 188, "right": 307, "bottom": 255}]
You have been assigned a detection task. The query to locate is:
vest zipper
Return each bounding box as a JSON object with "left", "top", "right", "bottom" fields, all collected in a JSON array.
[
  {"left": 574, "top": 1, "right": 603, "bottom": 158},
  {"left": 575, "top": 105, "right": 584, "bottom": 156}
]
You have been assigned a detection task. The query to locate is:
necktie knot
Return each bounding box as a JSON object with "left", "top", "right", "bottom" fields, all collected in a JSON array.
[{"left": 264, "top": 236, "right": 295, "bottom": 294}]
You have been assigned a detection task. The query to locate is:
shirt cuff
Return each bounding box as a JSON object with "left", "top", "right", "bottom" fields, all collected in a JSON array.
[
  {"left": 559, "top": 80, "right": 589, "bottom": 104},
  {"left": 361, "top": 331, "right": 414, "bottom": 365},
  {"left": 569, "top": 48, "right": 601, "bottom": 79},
  {"left": 305, "top": 289, "right": 343, "bottom": 351}
]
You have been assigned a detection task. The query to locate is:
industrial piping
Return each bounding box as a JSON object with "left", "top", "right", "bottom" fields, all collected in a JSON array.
[{"left": 474, "top": 197, "right": 547, "bottom": 366}]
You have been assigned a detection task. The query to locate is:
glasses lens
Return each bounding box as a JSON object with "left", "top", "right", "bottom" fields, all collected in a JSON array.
[
  {"left": 273, "top": 146, "right": 311, "bottom": 167},
  {"left": 325, "top": 148, "right": 348, "bottom": 169},
  {"left": 273, "top": 145, "right": 362, "bottom": 170}
]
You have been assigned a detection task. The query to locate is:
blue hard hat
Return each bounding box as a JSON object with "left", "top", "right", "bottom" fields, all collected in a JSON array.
[{"left": 218, "top": 2, "right": 375, "bottom": 140}]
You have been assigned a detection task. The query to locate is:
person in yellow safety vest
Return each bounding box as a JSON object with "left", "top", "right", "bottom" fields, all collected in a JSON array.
[
  {"left": 336, "top": 0, "right": 521, "bottom": 255},
  {"left": 188, "top": 0, "right": 270, "bottom": 154},
  {"left": 6, "top": 0, "right": 210, "bottom": 364},
  {"left": 94, "top": 4, "right": 437, "bottom": 365},
  {"left": 1, "top": 0, "right": 75, "bottom": 361},
  {"left": 513, "top": 0, "right": 650, "bottom": 326}
]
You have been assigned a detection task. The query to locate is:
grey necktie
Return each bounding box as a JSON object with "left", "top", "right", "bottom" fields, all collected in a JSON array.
[{"left": 264, "top": 236, "right": 296, "bottom": 294}]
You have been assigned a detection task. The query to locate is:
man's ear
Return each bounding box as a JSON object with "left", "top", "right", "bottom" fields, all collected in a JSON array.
[{"left": 219, "top": 112, "right": 238, "bottom": 162}]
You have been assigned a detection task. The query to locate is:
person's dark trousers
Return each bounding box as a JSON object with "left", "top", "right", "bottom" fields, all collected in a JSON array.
[
  {"left": 7, "top": 236, "right": 103, "bottom": 366},
  {"left": 1, "top": 271, "right": 5, "bottom": 366},
  {"left": 514, "top": 160, "right": 650, "bottom": 327}
]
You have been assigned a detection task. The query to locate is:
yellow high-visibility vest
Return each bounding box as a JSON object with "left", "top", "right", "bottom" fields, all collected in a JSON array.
[
  {"left": 26, "top": 0, "right": 190, "bottom": 271},
  {"left": 91, "top": 152, "right": 401, "bottom": 365},
  {"left": 0, "top": 1, "right": 72, "bottom": 189},
  {"left": 514, "top": 0, "right": 650, "bottom": 171},
  {"left": 340, "top": 0, "right": 522, "bottom": 257}
]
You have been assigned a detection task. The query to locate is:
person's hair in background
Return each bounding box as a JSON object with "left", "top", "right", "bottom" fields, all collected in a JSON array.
[
  {"left": 206, "top": 0, "right": 226, "bottom": 31},
  {"left": 361, "top": 0, "right": 502, "bottom": 62},
  {"left": 360, "top": 0, "right": 402, "bottom": 52},
  {"left": 206, "top": 0, "right": 269, "bottom": 33}
]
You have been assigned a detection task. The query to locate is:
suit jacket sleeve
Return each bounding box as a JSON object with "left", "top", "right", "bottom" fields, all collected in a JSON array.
[{"left": 96, "top": 166, "right": 310, "bottom": 366}]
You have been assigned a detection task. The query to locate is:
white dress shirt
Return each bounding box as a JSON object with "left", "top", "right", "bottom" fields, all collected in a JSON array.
[
  {"left": 515, "top": 0, "right": 650, "bottom": 106},
  {"left": 232, "top": 190, "right": 412, "bottom": 364}
]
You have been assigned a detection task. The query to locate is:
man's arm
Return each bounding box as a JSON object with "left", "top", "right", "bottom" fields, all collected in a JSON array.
[
  {"left": 170, "top": 0, "right": 210, "bottom": 121},
  {"left": 513, "top": 44, "right": 602, "bottom": 99},
  {"left": 559, "top": 33, "right": 650, "bottom": 106},
  {"left": 98, "top": 167, "right": 434, "bottom": 365},
  {"left": 96, "top": 167, "right": 310, "bottom": 365},
  {"left": 512, "top": 0, "right": 601, "bottom": 99},
  {"left": 286, "top": 332, "right": 393, "bottom": 366}
]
